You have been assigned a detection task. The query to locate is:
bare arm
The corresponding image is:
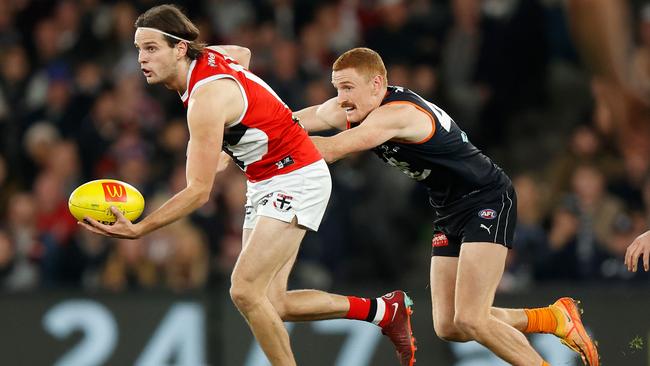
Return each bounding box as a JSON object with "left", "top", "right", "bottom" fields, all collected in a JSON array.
[
  {"left": 81, "top": 79, "right": 244, "bottom": 239},
  {"left": 134, "top": 83, "right": 229, "bottom": 235},
  {"left": 208, "top": 45, "right": 252, "bottom": 69},
  {"left": 625, "top": 230, "right": 650, "bottom": 272},
  {"left": 293, "top": 97, "right": 347, "bottom": 132},
  {"left": 312, "top": 104, "right": 418, "bottom": 162}
]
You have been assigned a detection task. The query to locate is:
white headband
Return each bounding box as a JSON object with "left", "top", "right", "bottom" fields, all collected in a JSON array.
[{"left": 137, "top": 27, "right": 192, "bottom": 43}]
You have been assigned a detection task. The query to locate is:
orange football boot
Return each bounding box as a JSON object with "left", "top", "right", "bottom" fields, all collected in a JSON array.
[{"left": 550, "top": 297, "right": 600, "bottom": 366}]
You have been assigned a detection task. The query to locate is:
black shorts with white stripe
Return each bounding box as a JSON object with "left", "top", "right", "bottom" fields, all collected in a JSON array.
[{"left": 430, "top": 184, "right": 517, "bottom": 257}]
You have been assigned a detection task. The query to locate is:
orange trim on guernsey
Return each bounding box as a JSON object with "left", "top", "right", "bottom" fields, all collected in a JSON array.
[{"left": 383, "top": 101, "right": 436, "bottom": 144}]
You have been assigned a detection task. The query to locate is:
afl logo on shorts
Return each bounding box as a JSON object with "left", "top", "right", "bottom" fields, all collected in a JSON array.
[
  {"left": 478, "top": 209, "right": 497, "bottom": 220},
  {"left": 432, "top": 233, "right": 449, "bottom": 247}
]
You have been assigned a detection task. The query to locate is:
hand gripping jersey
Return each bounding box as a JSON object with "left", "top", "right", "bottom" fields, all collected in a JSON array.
[
  {"left": 180, "top": 49, "right": 321, "bottom": 182},
  {"left": 349, "top": 86, "right": 510, "bottom": 207}
]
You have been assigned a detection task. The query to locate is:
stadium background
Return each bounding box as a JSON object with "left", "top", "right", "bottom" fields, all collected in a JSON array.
[{"left": 0, "top": 0, "right": 649, "bottom": 365}]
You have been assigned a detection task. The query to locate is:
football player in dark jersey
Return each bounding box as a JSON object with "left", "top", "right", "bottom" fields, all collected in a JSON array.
[{"left": 295, "top": 47, "right": 599, "bottom": 366}]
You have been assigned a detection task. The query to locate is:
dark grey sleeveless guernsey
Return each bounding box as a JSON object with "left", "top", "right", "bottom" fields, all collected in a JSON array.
[{"left": 348, "top": 86, "right": 510, "bottom": 208}]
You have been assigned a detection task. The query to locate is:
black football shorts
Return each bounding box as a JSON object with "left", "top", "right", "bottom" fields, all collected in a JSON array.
[{"left": 431, "top": 184, "right": 517, "bottom": 257}]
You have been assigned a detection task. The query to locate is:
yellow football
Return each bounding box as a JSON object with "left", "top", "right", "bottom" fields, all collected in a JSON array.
[{"left": 68, "top": 179, "right": 145, "bottom": 224}]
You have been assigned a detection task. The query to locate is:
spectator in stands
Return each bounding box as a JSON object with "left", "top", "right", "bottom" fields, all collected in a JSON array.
[
  {"left": 102, "top": 237, "right": 158, "bottom": 291},
  {"left": 501, "top": 173, "right": 549, "bottom": 291},
  {"left": 0, "top": 229, "right": 14, "bottom": 285},
  {"left": 544, "top": 123, "right": 620, "bottom": 210},
  {"left": 164, "top": 221, "right": 209, "bottom": 291},
  {"left": 540, "top": 164, "right": 623, "bottom": 280},
  {"left": 441, "top": 0, "right": 485, "bottom": 136},
  {"left": 4, "top": 193, "right": 40, "bottom": 290},
  {"left": 0, "top": 154, "right": 18, "bottom": 220}
]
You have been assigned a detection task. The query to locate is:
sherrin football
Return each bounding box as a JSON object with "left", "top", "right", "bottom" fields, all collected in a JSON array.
[{"left": 68, "top": 179, "right": 145, "bottom": 224}]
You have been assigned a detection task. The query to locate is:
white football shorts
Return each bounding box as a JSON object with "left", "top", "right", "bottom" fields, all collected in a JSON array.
[{"left": 243, "top": 159, "right": 331, "bottom": 231}]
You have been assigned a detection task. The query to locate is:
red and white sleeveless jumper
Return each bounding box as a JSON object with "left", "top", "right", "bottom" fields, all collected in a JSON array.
[{"left": 180, "top": 49, "right": 322, "bottom": 182}]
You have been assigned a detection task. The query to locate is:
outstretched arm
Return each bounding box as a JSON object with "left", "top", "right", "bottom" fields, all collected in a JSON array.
[
  {"left": 293, "top": 97, "right": 348, "bottom": 132},
  {"left": 133, "top": 83, "right": 229, "bottom": 235},
  {"left": 311, "top": 104, "right": 415, "bottom": 163},
  {"left": 80, "top": 79, "right": 244, "bottom": 239}
]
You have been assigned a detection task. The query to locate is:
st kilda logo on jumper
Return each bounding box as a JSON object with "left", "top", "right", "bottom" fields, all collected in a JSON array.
[
  {"left": 432, "top": 232, "right": 449, "bottom": 247},
  {"left": 273, "top": 193, "right": 293, "bottom": 212},
  {"left": 102, "top": 182, "right": 127, "bottom": 203}
]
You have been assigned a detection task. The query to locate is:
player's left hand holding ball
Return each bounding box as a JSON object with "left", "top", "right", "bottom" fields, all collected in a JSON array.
[
  {"left": 80, "top": 206, "right": 142, "bottom": 239},
  {"left": 69, "top": 179, "right": 145, "bottom": 239}
]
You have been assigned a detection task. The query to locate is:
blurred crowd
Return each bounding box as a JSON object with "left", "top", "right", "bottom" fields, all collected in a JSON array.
[{"left": 0, "top": 0, "right": 649, "bottom": 293}]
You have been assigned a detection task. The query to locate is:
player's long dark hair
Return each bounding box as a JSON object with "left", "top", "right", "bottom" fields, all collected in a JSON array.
[{"left": 135, "top": 4, "right": 206, "bottom": 60}]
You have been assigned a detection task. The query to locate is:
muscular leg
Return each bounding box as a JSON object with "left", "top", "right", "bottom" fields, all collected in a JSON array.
[
  {"left": 453, "top": 243, "right": 543, "bottom": 365},
  {"left": 491, "top": 307, "right": 528, "bottom": 332},
  {"left": 267, "top": 250, "right": 350, "bottom": 321},
  {"left": 431, "top": 256, "right": 467, "bottom": 341},
  {"left": 242, "top": 227, "right": 352, "bottom": 322},
  {"left": 236, "top": 219, "right": 414, "bottom": 365},
  {"left": 230, "top": 217, "right": 307, "bottom": 366},
  {"left": 430, "top": 256, "right": 529, "bottom": 343}
]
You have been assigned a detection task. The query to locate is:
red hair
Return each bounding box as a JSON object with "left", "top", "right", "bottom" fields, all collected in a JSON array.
[{"left": 333, "top": 48, "right": 387, "bottom": 86}]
